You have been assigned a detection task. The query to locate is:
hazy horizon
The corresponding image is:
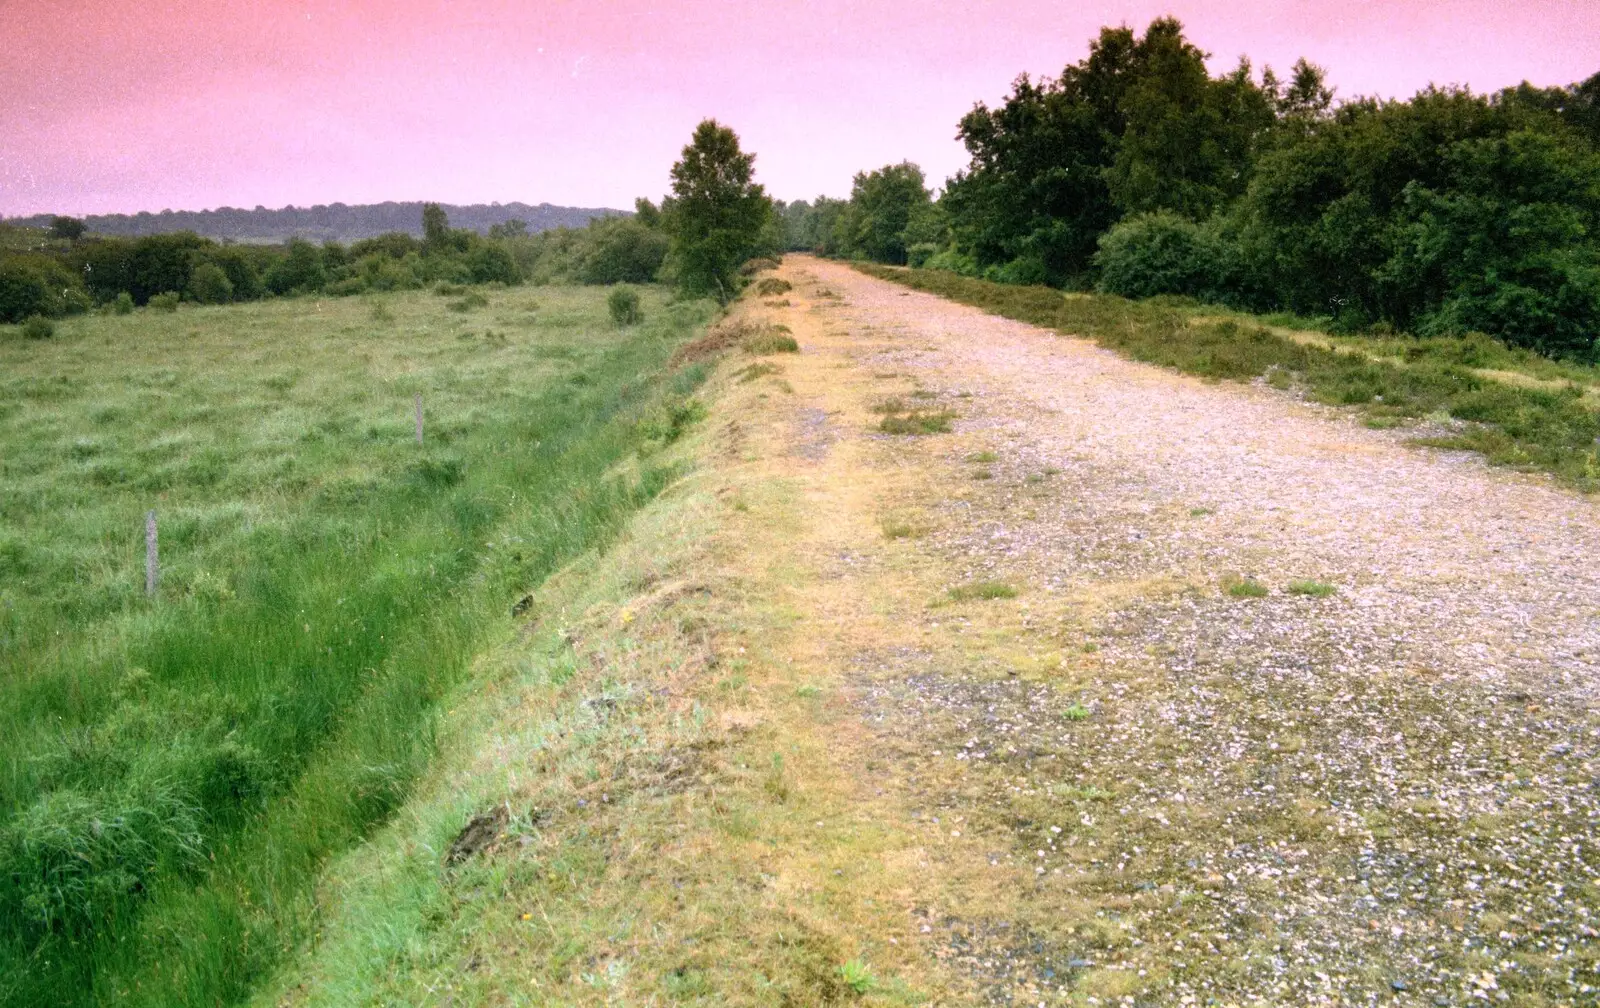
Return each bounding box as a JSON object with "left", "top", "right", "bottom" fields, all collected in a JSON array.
[{"left": 3, "top": 0, "right": 1597, "bottom": 218}]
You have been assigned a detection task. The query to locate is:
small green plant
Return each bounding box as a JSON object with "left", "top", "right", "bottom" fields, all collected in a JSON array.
[
  {"left": 970, "top": 469, "right": 993, "bottom": 480},
  {"left": 608, "top": 285, "right": 643, "bottom": 326},
  {"left": 1287, "top": 579, "right": 1337, "bottom": 597},
  {"left": 743, "top": 325, "right": 798, "bottom": 354},
  {"left": 880, "top": 411, "right": 954, "bottom": 435},
  {"left": 839, "top": 959, "right": 876, "bottom": 996},
  {"left": 111, "top": 292, "right": 135, "bottom": 315},
  {"left": 880, "top": 517, "right": 918, "bottom": 539},
  {"left": 947, "top": 580, "right": 1017, "bottom": 601},
  {"left": 795, "top": 685, "right": 822, "bottom": 698},
  {"left": 1222, "top": 574, "right": 1269, "bottom": 598},
  {"left": 1064, "top": 702, "right": 1091, "bottom": 721},
  {"left": 754, "top": 277, "right": 792, "bottom": 296},
  {"left": 965, "top": 450, "right": 998, "bottom": 463},
  {"left": 368, "top": 299, "right": 395, "bottom": 323},
  {"left": 20, "top": 315, "right": 53, "bottom": 339},
  {"left": 447, "top": 292, "right": 489, "bottom": 312},
  {"left": 148, "top": 291, "right": 180, "bottom": 312},
  {"left": 1189, "top": 506, "right": 1214, "bottom": 517}
]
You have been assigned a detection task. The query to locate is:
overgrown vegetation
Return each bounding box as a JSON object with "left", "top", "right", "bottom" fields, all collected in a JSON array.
[
  {"left": 0, "top": 284, "right": 716, "bottom": 1005},
  {"left": 856, "top": 263, "right": 1600, "bottom": 488},
  {"left": 790, "top": 17, "right": 1600, "bottom": 363}
]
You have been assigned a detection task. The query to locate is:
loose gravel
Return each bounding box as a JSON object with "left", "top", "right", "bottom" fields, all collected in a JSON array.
[{"left": 799, "top": 260, "right": 1600, "bottom": 1007}]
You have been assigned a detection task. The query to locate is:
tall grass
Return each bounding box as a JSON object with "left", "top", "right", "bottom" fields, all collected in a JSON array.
[
  {"left": 0, "top": 287, "right": 715, "bottom": 1004},
  {"left": 853, "top": 264, "right": 1600, "bottom": 490}
]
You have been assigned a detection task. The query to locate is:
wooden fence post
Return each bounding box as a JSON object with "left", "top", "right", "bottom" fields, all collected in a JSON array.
[{"left": 145, "top": 510, "right": 158, "bottom": 597}]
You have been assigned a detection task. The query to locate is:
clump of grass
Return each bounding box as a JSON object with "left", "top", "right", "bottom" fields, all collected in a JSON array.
[
  {"left": 763, "top": 298, "right": 791, "bottom": 307},
  {"left": 1189, "top": 506, "right": 1214, "bottom": 517},
  {"left": 839, "top": 959, "right": 876, "bottom": 995},
  {"left": 880, "top": 516, "right": 919, "bottom": 539},
  {"left": 20, "top": 315, "right": 54, "bottom": 339},
  {"left": 947, "top": 580, "right": 1018, "bottom": 601},
  {"left": 755, "top": 277, "right": 792, "bottom": 296},
  {"left": 368, "top": 299, "right": 394, "bottom": 323},
  {"left": 965, "top": 450, "right": 998, "bottom": 463},
  {"left": 1222, "top": 574, "right": 1270, "bottom": 598},
  {"left": 871, "top": 397, "right": 907, "bottom": 414},
  {"left": 970, "top": 468, "right": 993, "bottom": 480},
  {"left": 1287, "top": 579, "right": 1337, "bottom": 597},
  {"left": 148, "top": 291, "right": 180, "bottom": 312},
  {"left": 607, "top": 285, "right": 643, "bottom": 326},
  {"left": 433, "top": 282, "right": 467, "bottom": 296},
  {"left": 447, "top": 292, "right": 489, "bottom": 312},
  {"left": 1064, "top": 702, "right": 1091, "bottom": 721},
  {"left": 880, "top": 411, "right": 954, "bottom": 435}
]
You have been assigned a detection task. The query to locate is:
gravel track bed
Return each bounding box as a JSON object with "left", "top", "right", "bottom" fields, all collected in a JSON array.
[{"left": 803, "top": 261, "right": 1600, "bottom": 1007}]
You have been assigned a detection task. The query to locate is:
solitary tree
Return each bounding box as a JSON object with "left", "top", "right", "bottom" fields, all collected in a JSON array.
[
  {"left": 421, "top": 202, "right": 450, "bottom": 251},
  {"left": 663, "top": 120, "right": 772, "bottom": 300},
  {"left": 48, "top": 216, "right": 86, "bottom": 241}
]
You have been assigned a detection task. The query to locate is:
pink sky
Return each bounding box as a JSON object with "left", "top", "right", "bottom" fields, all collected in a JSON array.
[{"left": 2, "top": 0, "right": 1596, "bottom": 217}]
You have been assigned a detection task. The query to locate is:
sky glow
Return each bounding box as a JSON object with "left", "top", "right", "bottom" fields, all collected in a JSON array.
[{"left": 2, "top": 0, "right": 1596, "bottom": 216}]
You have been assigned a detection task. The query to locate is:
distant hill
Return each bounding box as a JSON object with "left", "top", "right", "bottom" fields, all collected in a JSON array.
[{"left": 6, "top": 201, "right": 624, "bottom": 244}]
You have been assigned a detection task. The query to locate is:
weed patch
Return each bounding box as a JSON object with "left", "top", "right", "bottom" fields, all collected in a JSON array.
[
  {"left": 1287, "top": 579, "right": 1337, "bottom": 597},
  {"left": 1222, "top": 574, "right": 1270, "bottom": 598},
  {"left": 880, "top": 411, "right": 954, "bottom": 435},
  {"left": 946, "top": 580, "right": 1018, "bottom": 602},
  {"left": 755, "top": 277, "right": 792, "bottom": 297}
]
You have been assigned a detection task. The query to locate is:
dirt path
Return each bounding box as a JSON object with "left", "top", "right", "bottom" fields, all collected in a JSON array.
[{"left": 743, "top": 256, "right": 1600, "bottom": 1006}]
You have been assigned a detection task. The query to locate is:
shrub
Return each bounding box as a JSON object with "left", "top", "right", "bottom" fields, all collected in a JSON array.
[
  {"left": 607, "top": 285, "right": 643, "bottom": 325},
  {"left": 466, "top": 243, "right": 521, "bottom": 285},
  {"left": 112, "top": 292, "right": 134, "bottom": 315},
  {"left": 187, "top": 262, "right": 234, "bottom": 304},
  {"left": 580, "top": 219, "right": 668, "bottom": 284},
  {"left": 1095, "top": 211, "right": 1221, "bottom": 300},
  {"left": 20, "top": 315, "right": 54, "bottom": 339},
  {"left": 148, "top": 291, "right": 181, "bottom": 312},
  {"left": 0, "top": 258, "right": 50, "bottom": 323},
  {"left": 743, "top": 325, "right": 798, "bottom": 354},
  {"left": 754, "top": 277, "right": 791, "bottom": 296},
  {"left": 265, "top": 238, "right": 327, "bottom": 295}
]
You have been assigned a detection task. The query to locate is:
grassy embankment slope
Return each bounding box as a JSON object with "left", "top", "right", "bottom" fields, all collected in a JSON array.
[
  {"left": 854, "top": 264, "right": 1600, "bottom": 491},
  {"left": 0, "top": 284, "right": 715, "bottom": 1005}
]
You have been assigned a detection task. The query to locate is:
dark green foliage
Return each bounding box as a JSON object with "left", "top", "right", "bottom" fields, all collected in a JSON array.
[
  {"left": 187, "top": 262, "right": 233, "bottom": 305},
  {"left": 265, "top": 239, "right": 327, "bottom": 295},
  {"left": 349, "top": 232, "right": 422, "bottom": 260},
  {"left": 421, "top": 202, "right": 450, "bottom": 250},
  {"left": 607, "top": 285, "right": 643, "bottom": 325},
  {"left": 111, "top": 293, "right": 134, "bottom": 315},
  {"left": 209, "top": 246, "right": 265, "bottom": 301},
  {"left": 859, "top": 263, "right": 1600, "bottom": 487},
  {"left": 465, "top": 243, "right": 520, "bottom": 285},
  {"left": 148, "top": 292, "right": 180, "bottom": 312},
  {"left": 48, "top": 217, "right": 86, "bottom": 241},
  {"left": 778, "top": 197, "right": 848, "bottom": 253},
  {"left": 1095, "top": 211, "right": 1227, "bottom": 299},
  {"left": 832, "top": 162, "right": 933, "bottom": 264},
  {"left": 580, "top": 219, "right": 668, "bottom": 284},
  {"left": 664, "top": 120, "right": 774, "bottom": 301},
  {"left": 20, "top": 316, "right": 54, "bottom": 339},
  {"left": 487, "top": 218, "right": 527, "bottom": 239},
  {"left": 0, "top": 259, "right": 50, "bottom": 323},
  {"left": 125, "top": 233, "right": 211, "bottom": 305}
]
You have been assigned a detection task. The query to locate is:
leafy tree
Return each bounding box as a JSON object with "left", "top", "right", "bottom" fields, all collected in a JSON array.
[
  {"left": 265, "top": 239, "right": 327, "bottom": 295},
  {"left": 210, "top": 247, "right": 265, "bottom": 301},
  {"left": 126, "top": 232, "right": 211, "bottom": 304},
  {"left": 833, "top": 162, "right": 932, "bottom": 264},
  {"left": 187, "top": 262, "right": 234, "bottom": 304},
  {"left": 663, "top": 119, "right": 773, "bottom": 300},
  {"left": 632, "top": 198, "right": 662, "bottom": 229},
  {"left": 421, "top": 203, "right": 450, "bottom": 250},
  {"left": 48, "top": 216, "right": 86, "bottom": 241},
  {"left": 465, "top": 243, "right": 520, "bottom": 285},
  {"left": 579, "top": 218, "right": 668, "bottom": 284}
]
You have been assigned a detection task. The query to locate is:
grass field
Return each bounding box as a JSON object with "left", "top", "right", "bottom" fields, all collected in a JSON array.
[
  {"left": 0, "top": 284, "right": 715, "bottom": 1005},
  {"left": 854, "top": 264, "right": 1600, "bottom": 491}
]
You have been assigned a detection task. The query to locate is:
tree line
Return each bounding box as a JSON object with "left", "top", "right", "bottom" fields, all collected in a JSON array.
[
  {"left": 1, "top": 118, "right": 778, "bottom": 326},
  {"left": 779, "top": 18, "right": 1600, "bottom": 360}
]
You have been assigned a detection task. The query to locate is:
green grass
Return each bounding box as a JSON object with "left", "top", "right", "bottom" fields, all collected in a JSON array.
[
  {"left": 853, "top": 264, "right": 1600, "bottom": 490},
  {"left": 1287, "top": 579, "right": 1338, "bottom": 597},
  {"left": 879, "top": 411, "right": 955, "bottom": 436},
  {"left": 0, "top": 284, "right": 716, "bottom": 1005},
  {"left": 1222, "top": 574, "right": 1270, "bottom": 598},
  {"left": 946, "top": 580, "right": 1018, "bottom": 602},
  {"left": 964, "top": 450, "right": 998, "bottom": 463}
]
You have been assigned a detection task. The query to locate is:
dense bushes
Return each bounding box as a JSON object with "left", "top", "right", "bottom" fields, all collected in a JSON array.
[{"left": 828, "top": 16, "right": 1600, "bottom": 361}]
